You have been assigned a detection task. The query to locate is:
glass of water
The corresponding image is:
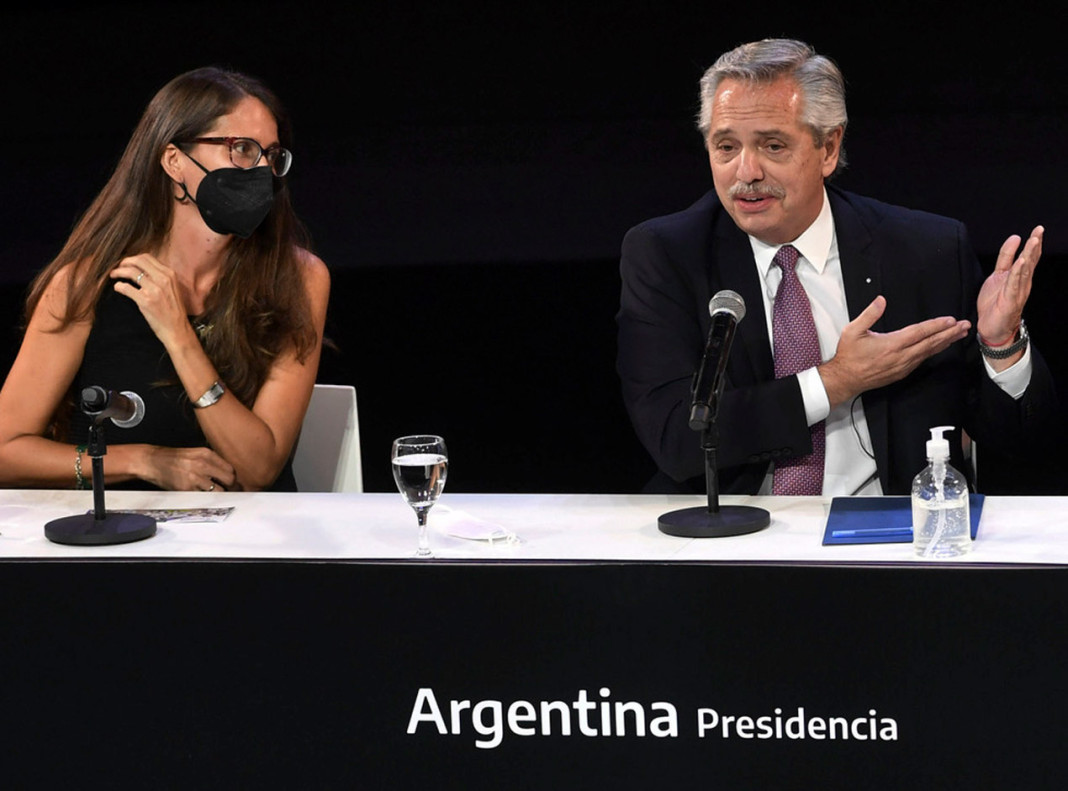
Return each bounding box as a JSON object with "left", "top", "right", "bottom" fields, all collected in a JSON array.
[{"left": 391, "top": 435, "right": 448, "bottom": 557}]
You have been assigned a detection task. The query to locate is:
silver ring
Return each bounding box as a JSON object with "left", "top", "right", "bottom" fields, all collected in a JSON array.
[{"left": 136, "top": 271, "right": 145, "bottom": 285}]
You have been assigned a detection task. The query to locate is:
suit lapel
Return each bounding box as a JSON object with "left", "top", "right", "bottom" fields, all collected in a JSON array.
[
  {"left": 829, "top": 189, "right": 882, "bottom": 324},
  {"left": 828, "top": 188, "right": 890, "bottom": 490},
  {"left": 708, "top": 209, "right": 774, "bottom": 383}
]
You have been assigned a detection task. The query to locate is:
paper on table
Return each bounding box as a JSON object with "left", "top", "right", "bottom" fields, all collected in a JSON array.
[
  {"left": 434, "top": 505, "right": 520, "bottom": 544},
  {"left": 105, "top": 507, "right": 235, "bottom": 523}
]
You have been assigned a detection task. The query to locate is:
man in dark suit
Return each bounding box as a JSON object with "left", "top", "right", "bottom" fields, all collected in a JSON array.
[{"left": 617, "top": 38, "right": 1055, "bottom": 496}]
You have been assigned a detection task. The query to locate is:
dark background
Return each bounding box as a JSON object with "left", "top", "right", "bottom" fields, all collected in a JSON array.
[{"left": 1, "top": 1, "right": 1064, "bottom": 493}]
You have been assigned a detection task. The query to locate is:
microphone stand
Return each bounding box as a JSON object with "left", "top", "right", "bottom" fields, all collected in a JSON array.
[
  {"left": 44, "top": 419, "right": 157, "bottom": 546},
  {"left": 658, "top": 406, "right": 770, "bottom": 538}
]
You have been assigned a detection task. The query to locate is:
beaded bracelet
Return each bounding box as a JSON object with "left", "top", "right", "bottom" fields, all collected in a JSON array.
[{"left": 74, "top": 444, "right": 90, "bottom": 490}]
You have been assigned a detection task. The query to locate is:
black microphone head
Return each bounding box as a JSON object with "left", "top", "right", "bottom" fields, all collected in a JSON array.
[
  {"left": 80, "top": 386, "right": 109, "bottom": 414},
  {"left": 708, "top": 289, "right": 745, "bottom": 322}
]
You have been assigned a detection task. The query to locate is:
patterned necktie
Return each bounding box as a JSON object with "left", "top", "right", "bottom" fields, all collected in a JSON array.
[{"left": 771, "top": 244, "right": 825, "bottom": 495}]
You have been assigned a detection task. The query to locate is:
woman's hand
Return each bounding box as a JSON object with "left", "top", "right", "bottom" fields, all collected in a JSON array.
[
  {"left": 135, "top": 445, "right": 237, "bottom": 491},
  {"left": 110, "top": 254, "right": 196, "bottom": 350}
]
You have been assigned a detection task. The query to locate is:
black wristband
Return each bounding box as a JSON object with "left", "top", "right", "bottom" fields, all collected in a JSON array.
[{"left": 978, "top": 320, "right": 1029, "bottom": 360}]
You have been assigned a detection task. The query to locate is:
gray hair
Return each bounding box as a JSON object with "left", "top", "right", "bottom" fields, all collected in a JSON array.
[{"left": 696, "top": 39, "right": 848, "bottom": 174}]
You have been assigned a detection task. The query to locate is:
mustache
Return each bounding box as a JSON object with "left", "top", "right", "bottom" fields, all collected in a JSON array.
[{"left": 727, "top": 182, "right": 786, "bottom": 200}]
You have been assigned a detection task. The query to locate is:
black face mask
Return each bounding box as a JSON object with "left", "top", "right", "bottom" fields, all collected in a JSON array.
[{"left": 177, "top": 153, "right": 274, "bottom": 238}]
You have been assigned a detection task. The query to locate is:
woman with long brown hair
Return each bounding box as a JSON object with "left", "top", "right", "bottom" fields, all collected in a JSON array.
[{"left": 0, "top": 66, "right": 330, "bottom": 491}]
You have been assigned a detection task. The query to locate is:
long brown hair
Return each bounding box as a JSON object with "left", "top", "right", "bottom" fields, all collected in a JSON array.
[{"left": 25, "top": 66, "right": 317, "bottom": 408}]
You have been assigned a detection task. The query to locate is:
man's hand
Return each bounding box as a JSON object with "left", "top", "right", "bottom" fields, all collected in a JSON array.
[
  {"left": 818, "top": 296, "right": 970, "bottom": 408},
  {"left": 976, "top": 226, "right": 1043, "bottom": 364}
]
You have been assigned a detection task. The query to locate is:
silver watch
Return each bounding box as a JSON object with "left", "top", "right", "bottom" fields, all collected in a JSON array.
[{"left": 193, "top": 381, "right": 225, "bottom": 409}]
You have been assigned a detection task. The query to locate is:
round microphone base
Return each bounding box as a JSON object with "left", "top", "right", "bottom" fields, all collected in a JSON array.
[
  {"left": 45, "top": 512, "right": 157, "bottom": 546},
  {"left": 658, "top": 505, "right": 770, "bottom": 538}
]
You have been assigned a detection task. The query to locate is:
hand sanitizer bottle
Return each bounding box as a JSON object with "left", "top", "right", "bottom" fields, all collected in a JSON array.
[{"left": 912, "top": 426, "right": 971, "bottom": 558}]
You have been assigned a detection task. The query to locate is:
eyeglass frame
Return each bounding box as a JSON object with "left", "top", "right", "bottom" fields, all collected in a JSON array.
[{"left": 178, "top": 136, "right": 292, "bottom": 177}]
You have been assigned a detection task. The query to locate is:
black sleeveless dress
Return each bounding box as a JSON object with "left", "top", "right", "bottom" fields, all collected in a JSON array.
[{"left": 68, "top": 286, "right": 297, "bottom": 491}]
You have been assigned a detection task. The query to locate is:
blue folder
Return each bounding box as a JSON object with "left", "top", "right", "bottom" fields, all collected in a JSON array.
[{"left": 822, "top": 495, "right": 983, "bottom": 545}]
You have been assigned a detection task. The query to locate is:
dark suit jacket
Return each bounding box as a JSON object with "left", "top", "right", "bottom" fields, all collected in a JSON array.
[{"left": 616, "top": 186, "right": 1057, "bottom": 495}]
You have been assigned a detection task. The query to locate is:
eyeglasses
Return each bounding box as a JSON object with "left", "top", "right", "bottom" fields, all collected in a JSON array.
[{"left": 181, "top": 136, "right": 292, "bottom": 177}]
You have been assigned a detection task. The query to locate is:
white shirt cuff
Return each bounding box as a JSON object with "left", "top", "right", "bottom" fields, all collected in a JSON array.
[{"left": 796, "top": 367, "right": 831, "bottom": 426}]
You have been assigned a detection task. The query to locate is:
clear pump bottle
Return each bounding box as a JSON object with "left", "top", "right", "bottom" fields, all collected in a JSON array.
[{"left": 912, "top": 426, "right": 971, "bottom": 558}]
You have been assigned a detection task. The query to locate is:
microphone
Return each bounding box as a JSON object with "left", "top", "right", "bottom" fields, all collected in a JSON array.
[
  {"left": 688, "top": 290, "right": 746, "bottom": 431},
  {"left": 45, "top": 385, "right": 157, "bottom": 546},
  {"left": 659, "top": 288, "right": 769, "bottom": 539},
  {"left": 80, "top": 386, "right": 145, "bottom": 429}
]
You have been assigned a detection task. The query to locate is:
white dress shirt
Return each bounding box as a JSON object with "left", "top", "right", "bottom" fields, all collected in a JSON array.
[{"left": 747, "top": 190, "right": 1031, "bottom": 496}]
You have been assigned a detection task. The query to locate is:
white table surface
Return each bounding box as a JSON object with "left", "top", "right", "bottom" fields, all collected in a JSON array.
[{"left": 1, "top": 489, "right": 1067, "bottom": 565}]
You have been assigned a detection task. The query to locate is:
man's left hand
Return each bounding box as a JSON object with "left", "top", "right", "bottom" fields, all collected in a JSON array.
[{"left": 976, "top": 226, "right": 1044, "bottom": 346}]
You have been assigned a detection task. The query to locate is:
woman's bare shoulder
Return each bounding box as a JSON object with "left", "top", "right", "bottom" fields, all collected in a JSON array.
[
  {"left": 295, "top": 247, "right": 328, "bottom": 275},
  {"left": 295, "top": 247, "right": 330, "bottom": 296}
]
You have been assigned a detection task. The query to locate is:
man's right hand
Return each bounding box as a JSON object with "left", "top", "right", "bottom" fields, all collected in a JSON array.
[{"left": 818, "top": 295, "right": 970, "bottom": 408}]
